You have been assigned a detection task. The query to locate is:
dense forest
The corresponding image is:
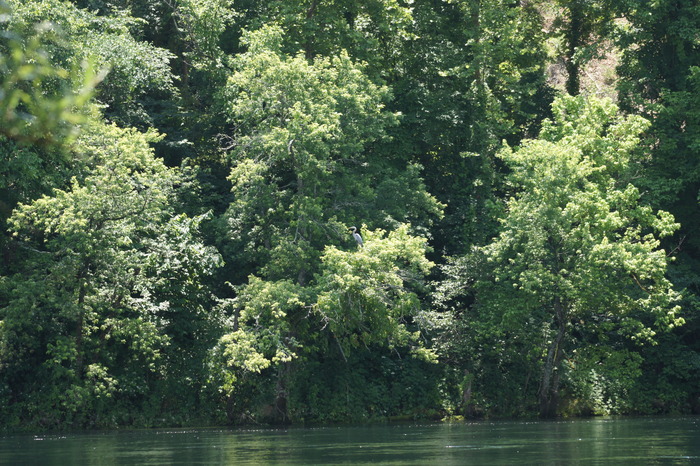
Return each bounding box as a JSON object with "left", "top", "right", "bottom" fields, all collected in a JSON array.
[{"left": 1, "top": 0, "right": 699, "bottom": 430}]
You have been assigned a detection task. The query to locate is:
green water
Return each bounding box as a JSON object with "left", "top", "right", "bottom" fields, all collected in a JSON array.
[{"left": 1, "top": 417, "right": 698, "bottom": 465}]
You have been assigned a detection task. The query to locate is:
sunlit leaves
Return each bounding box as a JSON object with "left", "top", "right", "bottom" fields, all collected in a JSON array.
[
  {"left": 173, "top": 0, "right": 235, "bottom": 69},
  {"left": 0, "top": 1, "right": 98, "bottom": 145},
  {"left": 489, "top": 96, "right": 682, "bottom": 339},
  {"left": 314, "top": 225, "right": 435, "bottom": 355},
  {"left": 220, "top": 24, "right": 435, "bottom": 281},
  {"left": 265, "top": 0, "right": 414, "bottom": 71},
  {"left": 1, "top": 120, "right": 221, "bottom": 425},
  {"left": 85, "top": 32, "right": 175, "bottom": 127},
  {"left": 442, "top": 95, "right": 683, "bottom": 416},
  {"left": 212, "top": 223, "right": 438, "bottom": 401},
  {"left": 213, "top": 277, "right": 302, "bottom": 390},
  {"left": 6, "top": 0, "right": 177, "bottom": 129},
  {"left": 223, "top": 24, "right": 396, "bottom": 169}
]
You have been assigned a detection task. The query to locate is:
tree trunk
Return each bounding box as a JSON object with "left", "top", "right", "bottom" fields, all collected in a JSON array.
[
  {"left": 539, "top": 297, "right": 567, "bottom": 417},
  {"left": 461, "top": 369, "right": 479, "bottom": 418},
  {"left": 565, "top": 1, "right": 583, "bottom": 96},
  {"left": 273, "top": 363, "right": 290, "bottom": 424},
  {"left": 304, "top": 0, "right": 320, "bottom": 59},
  {"left": 74, "top": 265, "right": 89, "bottom": 377}
]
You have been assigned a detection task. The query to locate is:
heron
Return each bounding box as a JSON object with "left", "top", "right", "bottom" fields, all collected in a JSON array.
[{"left": 349, "top": 226, "right": 363, "bottom": 247}]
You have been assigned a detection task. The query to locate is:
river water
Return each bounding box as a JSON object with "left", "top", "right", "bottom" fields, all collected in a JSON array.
[{"left": 1, "top": 416, "right": 698, "bottom": 465}]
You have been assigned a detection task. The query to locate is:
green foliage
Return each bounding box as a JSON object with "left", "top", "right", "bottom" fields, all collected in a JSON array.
[
  {"left": 220, "top": 25, "right": 441, "bottom": 282},
  {"left": 2, "top": 0, "right": 700, "bottom": 429},
  {"left": 210, "top": 224, "right": 438, "bottom": 420},
  {"left": 628, "top": 332, "right": 700, "bottom": 415},
  {"left": 0, "top": 1, "right": 98, "bottom": 145},
  {"left": 562, "top": 347, "right": 643, "bottom": 416},
  {"left": 172, "top": 0, "right": 235, "bottom": 69},
  {"left": 264, "top": 0, "right": 413, "bottom": 74},
  {"left": 315, "top": 225, "right": 435, "bottom": 357},
  {"left": 0, "top": 136, "right": 72, "bottom": 257},
  {"left": 0, "top": 121, "right": 221, "bottom": 428},
  {"left": 7, "top": 0, "right": 177, "bottom": 129},
  {"left": 213, "top": 277, "right": 302, "bottom": 392},
  {"left": 615, "top": 0, "right": 700, "bottom": 208},
  {"left": 389, "top": 0, "right": 552, "bottom": 254},
  {"left": 289, "top": 347, "right": 442, "bottom": 423},
  {"left": 490, "top": 95, "right": 681, "bottom": 332},
  {"left": 438, "top": 95, "right": 683, "bottom": 417},
  {"left": 203, "top": 26, "right": 443, "bottom": 421},
  {"left": 85, "top": 31, "right": 176, "bottom": 128},
  {"left": 611, "top": 1, "right": 700, "bottom": 415}
]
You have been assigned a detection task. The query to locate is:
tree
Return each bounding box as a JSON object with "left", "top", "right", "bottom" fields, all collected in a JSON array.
[
  {"left": 545, "top": 0, "right": 616, "bottom": 96},
  {"left": 208, "top": 25, "right": 441, "bottom": 421},
  {"left": 262, "top": 0, "right": 413, "bottom": 72},
  {"left": 314, "top": 225, "right": 436, "bottom": 357},
  {"left": 614, "top": 0, "right": 700, "bottom": 253},
  {"left": 613, "top": 0, "right": 700, "bottom": 208},
  {"left": 613, "top": 0, "right": 700, "bottom": 412},
  {"left": 218, "top": 25, "right": 440, "bottom": 285},
  {"left": 0, "top": 121, "right": 221, "bottom": 428},
  {"left": 7, "top": 0, "right": 179, "bottom": 130},
  {"left": 441, "top": 95, "right": 683, "bottom": 417},
  {"left": 209, "top": 225, "right": 437, "bottom": 422},
  {"left": 388, "top": 0, "right": 552, "bottom": 255},
  {"left": 0, "top": 0, "right": 106, "bottom": 282}
]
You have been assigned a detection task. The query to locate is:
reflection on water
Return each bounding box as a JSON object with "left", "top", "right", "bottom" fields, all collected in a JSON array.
[{"left": 1, "top": 416, "right": 699, "bottom": 465}]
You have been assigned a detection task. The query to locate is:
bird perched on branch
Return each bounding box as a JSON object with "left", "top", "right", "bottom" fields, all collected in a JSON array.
[{"left": 348, "top": 226, "right": 363, "bottom": 247}]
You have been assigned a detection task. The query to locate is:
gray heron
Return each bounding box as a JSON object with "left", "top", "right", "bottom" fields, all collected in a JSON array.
[{"left": 349, "top": 226, "right": 363, "bottom": 247}]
